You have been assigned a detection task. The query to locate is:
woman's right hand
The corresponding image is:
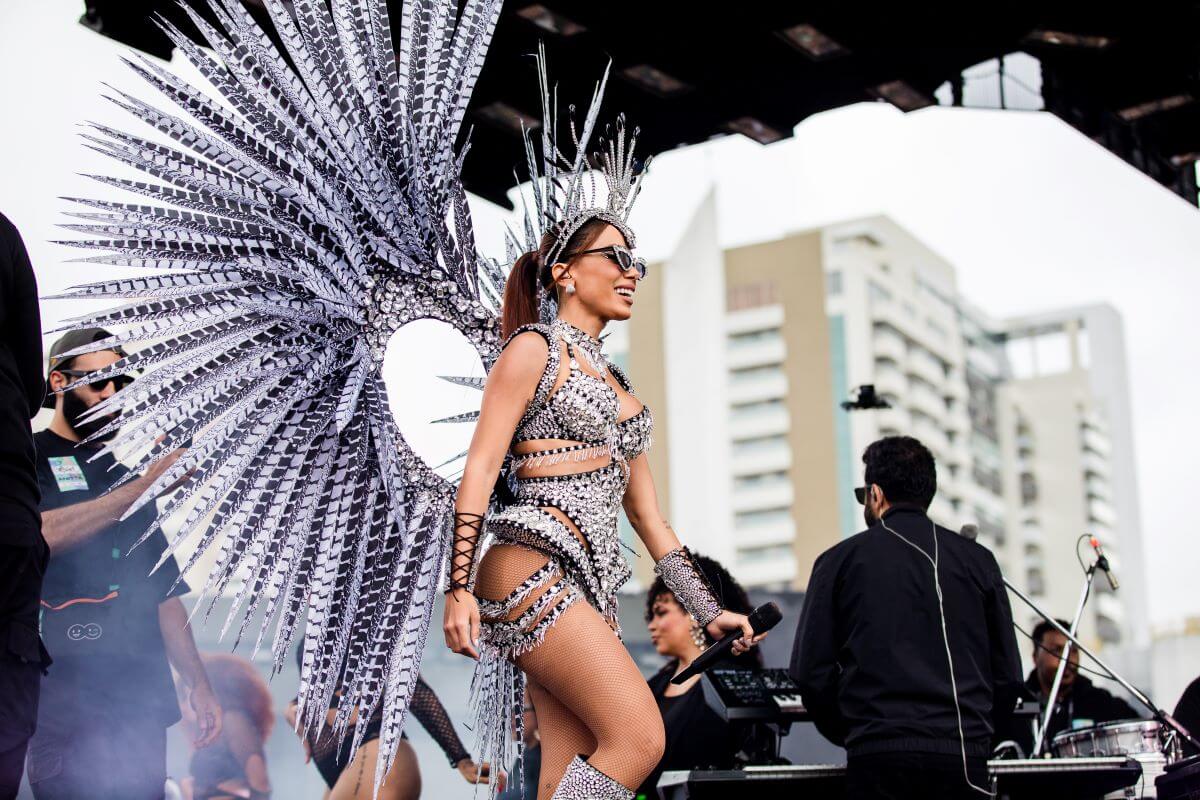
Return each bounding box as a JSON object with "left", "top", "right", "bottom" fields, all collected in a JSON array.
[{"left": 443, "top": 588, "right": 481, "bottom": 659}]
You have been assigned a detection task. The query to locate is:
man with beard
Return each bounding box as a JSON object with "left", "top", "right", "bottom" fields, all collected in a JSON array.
[
  {"left": 1005, "top": 618, "right": 1138, "bottom": 756},
  {"left": 790, "top": 436, "right": 1022, "bottom": 800},
  {"left": 25, "top": 328, "right": 221, "bottom": 800},
  {"left": 0, "top": 213, "right": 51, "bottom": 799}
]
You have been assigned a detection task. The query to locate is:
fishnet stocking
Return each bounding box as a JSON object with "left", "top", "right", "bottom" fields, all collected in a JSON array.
[{"left": 475, "top": 544, "right": 664, "bottom": 798}]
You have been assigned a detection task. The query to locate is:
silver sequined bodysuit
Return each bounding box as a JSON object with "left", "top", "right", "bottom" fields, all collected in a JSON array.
[{"left": 469, "top": 319, "right": 653, "bottom": 779}]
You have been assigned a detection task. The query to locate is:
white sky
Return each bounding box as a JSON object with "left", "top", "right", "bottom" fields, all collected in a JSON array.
[{"left": 4, "top": 1, "right": 1198, "bottom": 630}]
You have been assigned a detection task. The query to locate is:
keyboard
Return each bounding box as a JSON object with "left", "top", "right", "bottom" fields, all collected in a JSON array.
[{"left": 657, "top": 757, "right": 1143, "bottom": 799}]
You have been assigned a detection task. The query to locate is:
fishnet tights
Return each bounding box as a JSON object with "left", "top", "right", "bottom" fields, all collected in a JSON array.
[{"left": 476, "top": 543, "right": 664, "bottom": 799}]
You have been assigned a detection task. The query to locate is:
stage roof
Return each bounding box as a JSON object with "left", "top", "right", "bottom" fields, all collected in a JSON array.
[{"left": 80, "top": 1, "right": 1200, "bottom": 206}]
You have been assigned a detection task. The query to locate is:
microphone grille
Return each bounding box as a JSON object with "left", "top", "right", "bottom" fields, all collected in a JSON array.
[{"left": 959, "top": 524, "right": 979, "bottom": 541}]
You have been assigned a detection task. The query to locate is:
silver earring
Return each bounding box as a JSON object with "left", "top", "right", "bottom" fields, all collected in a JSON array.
[
  {"left": 689, "top": 616, "right": 706, "bottom": 649},
  {"left": 565, "top": 283, "right": 576, "bottom": 295}
]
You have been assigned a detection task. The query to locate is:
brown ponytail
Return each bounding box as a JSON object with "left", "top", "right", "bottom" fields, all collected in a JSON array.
[{"left": 500, "top": 217, "right": 613, "bottom": 340}]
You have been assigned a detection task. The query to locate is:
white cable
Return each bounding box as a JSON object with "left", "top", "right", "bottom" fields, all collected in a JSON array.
[{"left": 880, "top": 517, "right": 996, "bottom": 797}]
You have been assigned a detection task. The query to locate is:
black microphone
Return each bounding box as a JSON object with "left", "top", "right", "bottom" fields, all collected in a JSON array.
[
  {"left": 1090, "top": 536, "right": 1119, "bottom": 591},
  {"left": 959, "top": 524, "right": 978, "bottom": 542},
  {"left": 671, "top": 602, "right": 783, "bottom": 685}
]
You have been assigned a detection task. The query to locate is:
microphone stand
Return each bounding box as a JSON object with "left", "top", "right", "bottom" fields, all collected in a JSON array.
[
  {"left": 1004, "top": 578, "right": 1200, "bottom": 755},
  {"left": 1030, "top": 562, "right": 1097, "bottom": 756}
]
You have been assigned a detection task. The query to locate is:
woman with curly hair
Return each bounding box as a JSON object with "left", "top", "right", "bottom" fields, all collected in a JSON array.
[{"left": 638, "top": 555, "right": 760, "bottom": 798}]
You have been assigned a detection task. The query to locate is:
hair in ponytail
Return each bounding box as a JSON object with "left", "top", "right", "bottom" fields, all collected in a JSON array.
[{"left": 500, "top": 217, "right": 612, "bottom": 340}]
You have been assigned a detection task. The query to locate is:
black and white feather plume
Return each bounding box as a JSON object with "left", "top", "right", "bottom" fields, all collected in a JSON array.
[{"left": 52, "top": 0, "right": 504, "bottom": 791}]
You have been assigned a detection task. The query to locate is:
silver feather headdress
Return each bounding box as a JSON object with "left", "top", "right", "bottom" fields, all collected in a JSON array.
[{"left": 507, "top": 46, "right": 651, "bottom": 273}]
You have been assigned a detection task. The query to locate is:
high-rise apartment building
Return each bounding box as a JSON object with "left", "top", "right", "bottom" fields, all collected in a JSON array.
[{"left": 614, "top": 207, "right": 1145, "bottom": 656}]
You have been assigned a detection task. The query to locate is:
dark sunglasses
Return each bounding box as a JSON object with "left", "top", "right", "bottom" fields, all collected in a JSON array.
[
  {"left": 854, "top": 485, "right": 869, "bottom": 505},
  {"left": 562, "top": 244, "right": 648, "bottom": 280},
  {"left": 58, "top": 368, "right": 133, "bottom": 393}
]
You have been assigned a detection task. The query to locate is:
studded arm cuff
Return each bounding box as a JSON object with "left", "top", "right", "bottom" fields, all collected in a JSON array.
[{"left": 653, "top": 547, "right": 722, "bottom": 627}]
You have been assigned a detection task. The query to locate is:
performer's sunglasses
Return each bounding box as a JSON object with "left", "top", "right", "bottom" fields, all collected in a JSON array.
[
  {"left": 854, "top": 486, "right": 868, "bottom": 505},
  {"left": 562, "top": 244, "right": 648, "bottom": 280},
  {"left": 58, "top": 368, "right": 133, "bottom": 393}
]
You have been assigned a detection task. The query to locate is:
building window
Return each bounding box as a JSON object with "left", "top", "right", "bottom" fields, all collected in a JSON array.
[
  {"left": 826, "top": 270, "right": 842, "bottom": 296},
  {"left": 734, "top": 508, "right": 792, "bottom": 528},
  {"left": 727, "top": 281, "right": 779, "bottom": 311},
  {"left": 733, "top": 470, "right": 790, "bottom": 491},
  {"left": 1020, "top": 472, "right": 1038, "bottom": 506},
  {"left": 868, "top": 281, "right": 893, "bottom": 305},
  {"left": 737, "top": 543, "right": 794, "bottom": 564}
]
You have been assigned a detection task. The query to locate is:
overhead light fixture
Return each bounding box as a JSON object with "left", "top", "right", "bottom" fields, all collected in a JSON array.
[
  {"left": 619, "top": 64, "right": 692, "bottom": 98},
  {"left": 722, "top": 116, "right": 786, "bottom": 145},
  {"left": 871, "top": 80, "right": 934, "bottom": 112},
  {"left": 1117, "top": 93, "right": 1193, "bottom": 122},
  {"left": 1170, "top": 151, "right": 1200, "bottom": 167},
  {"left": 475, "top": 101, "right": 539, "bottom": 137},
  {"left": 516, "top": 4, "right": 586, "bottom": 36},
  {"left": 776, "top": 24, "right": 848, "bottom": 60},
  {"left": 1023, "top": 29, "right": 1114, "bottom": 49}
]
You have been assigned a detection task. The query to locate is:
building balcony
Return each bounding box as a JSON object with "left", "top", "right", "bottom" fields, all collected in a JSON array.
[
  {"left": 912, "top": 419, "right": 951, "bottom": 457},
  {"left": 872, "top": 366, "right": 907, "bottom": 401},
  {"left": 872, "top": 330, "right": 907, "bottom": 363},
  {"left": 906, "top": 350, "right": 948, "bottom": 389},
  {"left": 728, "top": 372, "right": 788, "bottom": 405},
  {"left": 727, "top": 305, "right": 785, "bottom": 336},
  {"left": 1081, "top": 427, "right": 1112, "bottom": 457},
  {"left": 729, "top": 405, "right": 790, "bottom": 441},
  {"left": 1082, "top": 452, "right": 1111, "bottom": 480},
  {"left": 908, "top": 384, "right": 949, "bottom": 422},
  {"left": 732, "top": 481, "right": 795, "bottom": 513},
  {"left": 1088, "top": 497, "right": 1117, "bottom": 528},
  {"left": 734, "top": 513, "right": 797, "bottom": 548},
  {"left": 1021, "top": 521, "right": 1045, "bottom": 547},
  {"left": 727, "top": 337, "right": 787, "bottom": 371},
  {"left": 873, "top": 406, "right": 910, "bottom": 436},
  {"left": 734, "top": 550, "right": 798, "bottom": 588},
  {"left": 1085, "top": 476, "right": 1111, "bottom": 502},
  {"left": 731, "top": 442, "right": 792, "bottom": 477}
]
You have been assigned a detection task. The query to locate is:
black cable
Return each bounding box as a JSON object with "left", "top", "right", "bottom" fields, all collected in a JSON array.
[
  {"left": 1012, "top": 620, "right": 1114, "bottom": 683},
  {"left": 1074, "top": 533, "right": 1091, "bottom": 574}
]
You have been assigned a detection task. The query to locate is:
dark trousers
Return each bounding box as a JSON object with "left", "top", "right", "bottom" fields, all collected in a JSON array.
[
  {"left": 26, "top": 708, "right": 166, "bottom": 800},
  {"left": 0, "top": 658, "right": 41, "bottom": 800},
  {"left": 846, "top": 751, "right": 990, "bottom": 800}
]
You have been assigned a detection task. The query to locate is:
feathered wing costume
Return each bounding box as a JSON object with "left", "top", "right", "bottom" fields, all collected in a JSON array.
[{"left": 51, "top": 0, "right": 647, "bottom": 792}]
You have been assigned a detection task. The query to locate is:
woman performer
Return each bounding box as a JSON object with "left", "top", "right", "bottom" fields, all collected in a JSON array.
[
  {"left": 443, "top": 216, "right": 768, "bottom": 799},
  {"left": 639, "top": 554, "right": 760, "bottom": 797}
]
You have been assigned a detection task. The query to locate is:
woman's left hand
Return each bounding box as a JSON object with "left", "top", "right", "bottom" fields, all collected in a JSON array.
[
  {"left": 457, "top": 759, "right": 504, "bottom": 790},
  {"left": 706, "top": 610, "right": 768, "bottom": 656}
]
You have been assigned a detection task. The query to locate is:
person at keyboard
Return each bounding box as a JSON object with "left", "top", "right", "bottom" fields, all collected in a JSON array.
[
  {"left": 637, "top": 555, "right": 759, "bottom": 799},
  {"left": 790, "top": 436, "right": 1023, "bottom": 799}
]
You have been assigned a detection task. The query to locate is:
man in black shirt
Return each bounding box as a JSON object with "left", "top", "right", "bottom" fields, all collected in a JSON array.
[
  {"left": 0, "top": 213, "right": 52, "bottom": 798},
  {"left": 791, "top": 436, "right": 1022, "bottom": 800},
  {"left": 26, "top": 329, "right": 222, "bottom": 800},
  {"left": 1006, "top": 618, "right": 1138, "bottom": 756},
  {"left": 1175, "top": 676, "right": 1200, "bottom": 757}
]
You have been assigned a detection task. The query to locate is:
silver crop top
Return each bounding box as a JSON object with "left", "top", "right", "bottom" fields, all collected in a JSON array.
[{"left": 507, "top": 321, "right": 653, "bottom": 463}]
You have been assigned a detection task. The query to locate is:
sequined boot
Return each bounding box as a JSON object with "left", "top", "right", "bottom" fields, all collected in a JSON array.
[{"left": 550, "top": 755, "right": 635, "bottom": 799}]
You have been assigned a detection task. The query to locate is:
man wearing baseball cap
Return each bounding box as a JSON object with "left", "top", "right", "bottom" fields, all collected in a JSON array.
[{"left": 25, "top": 327, "right": 222, "bottom": 800}]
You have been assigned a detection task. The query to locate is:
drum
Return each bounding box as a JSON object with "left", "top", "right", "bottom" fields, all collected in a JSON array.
[{"left": 1052, "top": 720, "right": 1182, "bottom": 798}]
